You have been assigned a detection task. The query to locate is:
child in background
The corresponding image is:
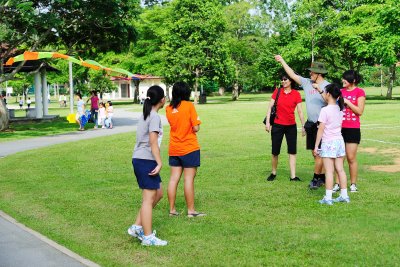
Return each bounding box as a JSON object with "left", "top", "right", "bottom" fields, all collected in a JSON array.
[
  {"left": 98, "top": 102, "right": 106, "bottom": 128},
  {"left": 106, "top": 101, "right": 113, "bottom": 129},
  {"left": 75, "top": 93, "right": 85, "bottom": 131},
  {"left": 313, "top": 83, "right": 349, "bottom": 205},
  {"left": 127, "top": 85, "right": 167, "bottom": 246},
  {"left": 19, "top": 98, "right": 23, "bottom": 109},
  {"left": 27, "top": 98, "right": 31, "bottom": 109}
]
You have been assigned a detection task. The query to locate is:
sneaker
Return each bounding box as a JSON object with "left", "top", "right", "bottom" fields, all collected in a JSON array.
[
  {"left": 316, "top": 177, "right": 325, "bottom": 187},
  {"left": 318, "top": 197, "right": 333, "bottom": 205},
  {"left": 141, "top": 233, "right": 168, "bottom": 246},
  {"left": 290, "top": 177, "right": 301, "bottom": 182},
  {"left": 332, "top": 183, "right": 340, "bottom": 193},
  {"left": 333, "top": 195, "right": 350, "bottom": 203},
  {"left": 127, "top": 225, "right": 144, "bottom": 241},
  {"left": 350, "top": 184, "right": 358, "bottom": 193},
  {"left": 267, "top": 173, "right": 276, "bottom": 181},
  {"left": 309, "top": 178, "right": 319, "bottom": 189}
]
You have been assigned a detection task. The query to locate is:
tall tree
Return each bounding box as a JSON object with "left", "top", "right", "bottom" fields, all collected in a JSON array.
[{"left": 163, "top": 0, "right": 233, "bottom": 103}]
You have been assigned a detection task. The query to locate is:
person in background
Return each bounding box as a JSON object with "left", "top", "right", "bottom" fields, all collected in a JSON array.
[
  {"left": 27, "top": 97, "right": 31, "bottom": 109},
  {"left": 75, "top": 93, "right": 85, "bottom": 131},
  {"left": 166, "top": 81, "right": 206, "bottom": 218},
  {"left": 98, "top": 102, "right": 106, "bottom": 129},
  {"left": 265, "top": 74, "right": 306, "bottom": 182},
  {"left": 106, "top": 101, "right": 114, "bottom": 129},
  {"left": 332, "top": 70, "right": 366, "bottom": 193},
  {"left": 127, "top": 85, "right": 167, "bottom": 246},
  {"left": 87, "top": 90, "right": 99, "bottom": 129},
  {"left": 19, "top": 97, "right": 23, "bottom": 109},
  {"left": 313, "top": 83, "right": 349, "bottom": 205},
  {"left": 275, "top": 55, "right": 330, "bottom": 189}
]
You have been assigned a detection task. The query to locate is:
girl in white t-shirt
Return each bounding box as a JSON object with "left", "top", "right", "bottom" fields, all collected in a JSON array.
[
  {"left": 313, "top": 84, "right": 349, "bottom": 205},
  {"left": 98, "top": 102, "right": 106, "bottom": 128}
]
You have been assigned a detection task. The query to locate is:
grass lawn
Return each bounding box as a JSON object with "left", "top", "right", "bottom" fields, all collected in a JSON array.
[{"left": 0, "top": 89, "right": 399, "bottom": 266}]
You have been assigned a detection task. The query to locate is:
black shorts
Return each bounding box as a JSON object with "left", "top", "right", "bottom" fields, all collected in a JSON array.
[
  {"left": 169, "top": 150, "right": 200, "bottom": 168},
  {"left": 304, "top": 121, "right": 318, "bottom": 150},
  {"left": 342, "top": 128, "right": 361, "bottom": 144},
  {"left": 271, "top": 124, "right": 297, "bottom": 155}
]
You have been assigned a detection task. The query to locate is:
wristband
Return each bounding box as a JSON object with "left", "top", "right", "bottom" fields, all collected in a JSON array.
[{"left": 319, "top": 90, "right": 323, "bottom": 94}]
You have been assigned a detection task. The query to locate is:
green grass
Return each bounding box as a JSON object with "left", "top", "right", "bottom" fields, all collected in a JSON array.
[{"left": 0, "top": 91, "right": 399, "bottom": 266}]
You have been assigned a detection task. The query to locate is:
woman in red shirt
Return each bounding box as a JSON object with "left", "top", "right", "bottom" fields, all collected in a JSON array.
[{"left": 265, "top": 75, "right": 306, "bottom": 182}]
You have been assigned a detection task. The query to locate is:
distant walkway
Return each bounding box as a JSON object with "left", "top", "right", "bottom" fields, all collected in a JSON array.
[
  {"left": 0, "top": 108, "right": 167, "bottom": 157},
  {"left": 0, "top": 108, "right": 167, "bottom": 266}
]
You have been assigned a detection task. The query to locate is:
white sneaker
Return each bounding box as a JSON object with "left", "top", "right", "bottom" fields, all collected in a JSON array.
[
  {"left": 318, "top": 196, "right": 333, "bottom": 205},
  {"left": 332, "top": 183, "right": 340, "bottom": 193},
  {"left": 141, "top": 233, "right": 168, "bottom": 246},
  {"left": 333, "top": 195, "right": 350, "bottom": 203},
  {"left": 350, "top": 184, "right": 358, "bottom": 193},
  {"left": 127, "top": 225, "right": 144, "bottom": 241}
]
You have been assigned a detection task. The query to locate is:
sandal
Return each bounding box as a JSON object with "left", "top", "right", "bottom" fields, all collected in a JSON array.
[
  {"left": 169, "top": 211, "right": 180, "bottom": 217},
  {"left": 187, "top": 212, "right": 206, "bottom": 218}
]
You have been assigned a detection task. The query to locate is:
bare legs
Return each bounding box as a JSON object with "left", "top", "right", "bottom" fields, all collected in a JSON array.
[
  {"left": 323, "top": 157, "right": 347, "bottom": 191},
  {"left": 271, "top": 154, "right": 297, "bottom": 178},
  {"left": 345, "top": 143, "right": 359, "bottom": 185},
  {"left": 134, "top": 185, "right": 163, "bottom": 236},
  {"left": 313, "top": 153, "right": 324, "bottom": 174},
  {"left": 167, "top": 166, "right": 198, "bottom": 214}
]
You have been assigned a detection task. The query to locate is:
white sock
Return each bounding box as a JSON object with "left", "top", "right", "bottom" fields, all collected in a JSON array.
[
  {"left": 325, "top": 190, "right": 333, "bottom": 200},
  {"left": 133, "top": 224, "right": 142, "bottom": 229},
  {"left": 340, "top": 189, "right": 348, "bottom": 198}
]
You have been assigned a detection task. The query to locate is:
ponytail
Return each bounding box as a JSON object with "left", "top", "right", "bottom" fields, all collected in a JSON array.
[
  {"left": 325, "top": 83, "right": 344, "bottom": 110},
  {"left": 143, "top": 85, "right": 165, "bottom": 120},
  {"left": 337, "top": 94, "right": 344, "bottom": 111}
]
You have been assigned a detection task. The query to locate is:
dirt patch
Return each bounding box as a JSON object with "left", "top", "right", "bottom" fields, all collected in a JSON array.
[{"left": 361, "top": 147, "right": 400, "bottom": 173}]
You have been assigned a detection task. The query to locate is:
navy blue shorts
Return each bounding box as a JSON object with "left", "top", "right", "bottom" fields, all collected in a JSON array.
[
  {"left": 169, "top": 150, "right": 200, "bottom": 168},
  {"left": 132, "top": 158, "right": 161, "bottom": 190}
]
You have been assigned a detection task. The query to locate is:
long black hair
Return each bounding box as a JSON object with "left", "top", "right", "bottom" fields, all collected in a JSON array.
[
  {"left": 342, "top": 70, "right": 362, "bottom": 85},
  {"left": 170, "top": 81, "right": 191, "bottom": 109},
  {"left": 325, "top": 83, "right": 344, "bottom": 111},
  {"left": 143, "top": 85, "right": 165, "bottom": 120}
]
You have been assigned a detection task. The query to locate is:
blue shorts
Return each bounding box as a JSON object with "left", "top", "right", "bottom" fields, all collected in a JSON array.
[
  {"left": 132, "top": 158, "right": 161, "bottom": 190},
  {"left": 169, "top": 150, "right": 200, "bottom": 168}
]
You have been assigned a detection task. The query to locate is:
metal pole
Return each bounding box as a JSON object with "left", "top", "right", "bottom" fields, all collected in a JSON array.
[{"left": 69, "top": 61, "right": 74, "bottom": 114}]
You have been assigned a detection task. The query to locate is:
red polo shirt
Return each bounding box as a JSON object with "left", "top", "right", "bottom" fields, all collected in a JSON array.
[{"left": 272, "top": 88, "right": 302, "bottom": 125}]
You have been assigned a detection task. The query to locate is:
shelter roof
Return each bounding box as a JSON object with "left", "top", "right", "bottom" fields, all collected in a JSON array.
[{"left": 2, "top": 60, "right": 59, "bottom": 73}]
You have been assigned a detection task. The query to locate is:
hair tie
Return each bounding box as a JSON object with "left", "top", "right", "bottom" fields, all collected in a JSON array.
[{"left": 146, "top": 96, "right": 151, "bottom": 100}]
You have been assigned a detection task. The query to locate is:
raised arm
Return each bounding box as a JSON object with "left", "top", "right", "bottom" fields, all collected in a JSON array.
[{"left": 274, "top": 55, "right": 301, "bottom": 85}]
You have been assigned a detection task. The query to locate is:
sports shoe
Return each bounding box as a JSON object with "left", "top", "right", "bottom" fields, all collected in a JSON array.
[
  {"left": 267, "top": 173, "right": 276, "bottom": 181},
  {"left": 316, "top": 177, "right": 325, "bottom": 187},
  {"left": 332, "top": 183, "right": 340, "bottom": 193},
  {"left": 318, "top": 197, "right": 333, "bottom": 205},
  {"left": 290, "top": 177, "right": 301, "bottom": 182},
  {"left": 350, "top": 184, "right": 358, "bottom": 193},
  {"left": 309, "top": 178, "right": 319, "bottom": 189},
  {"left": 127, "top": 225, "right": 144, "bottom": 241},
  {"left": 333, "top": 195, "right": 350, "bottom": 203},
  {"left": 141, "top": 233, "right": 168, "bottom": 246}
]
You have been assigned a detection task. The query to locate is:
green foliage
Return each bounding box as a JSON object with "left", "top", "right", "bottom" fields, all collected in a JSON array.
[{"left": 163, "top": 0, "right": 233, "bottom": 87}]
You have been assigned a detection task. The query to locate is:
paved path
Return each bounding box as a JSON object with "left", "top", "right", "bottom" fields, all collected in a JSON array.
[{"left": 0, "top": 108, "right": 166, "bottom": 266}]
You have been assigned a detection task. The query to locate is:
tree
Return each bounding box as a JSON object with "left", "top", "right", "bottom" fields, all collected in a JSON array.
[
  {"left": 163, "top": 0, "right": 233, "bottom": 103},
  {"left": 0, "top": 0, "right": 139, "bottom": 83}
]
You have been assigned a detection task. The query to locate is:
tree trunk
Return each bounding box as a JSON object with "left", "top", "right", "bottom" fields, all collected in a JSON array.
[
  {"left": 194, "top": 67, "right": 199, "bottom": 104},
  {"left": 232, "top": 66, "right": 239, "bottom": 101},
  {"left": 133, "top": 80, "right": 140, "bottom": 104},
  {"left": 0, "top": 99, "right": 9, "bottom": 131},
  {"left": 387, "top": 64, "right": 395, "bottom": 99}
]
